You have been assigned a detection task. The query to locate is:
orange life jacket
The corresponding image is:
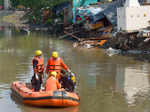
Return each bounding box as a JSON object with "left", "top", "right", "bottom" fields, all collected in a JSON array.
[
  {"left": 32, "top": 56, "right": 44, "bottom": 73},
  {"left": 46, "top": 57, "right": 68, "bottom": 73},
  {"left": 46, "top": 57, "right": 69, "bottom": 79}
]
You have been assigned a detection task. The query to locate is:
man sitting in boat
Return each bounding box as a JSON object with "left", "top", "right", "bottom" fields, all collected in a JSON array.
[
  {"left": 45, "top": 71, "right": 61, "bottom": 91},
  {"left": 31, "top": 50, "right": 44, "bottom": 91},
  {"left": 46, "top": 51, "right": 71, "bottom": 81},
  {"left": 60, "top": 70, "right": 76, "bottom": 92}
]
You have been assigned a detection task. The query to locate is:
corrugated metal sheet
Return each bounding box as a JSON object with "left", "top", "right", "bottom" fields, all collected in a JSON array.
[
  {"left": 102, "top": 0, "right": 143, "bottom": 26},
  {"left": 102, "top": 1, "right": 123, "bottom": 26}
]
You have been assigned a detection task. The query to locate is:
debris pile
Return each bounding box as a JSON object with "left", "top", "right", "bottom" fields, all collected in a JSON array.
[
  {"left": 106, "top": 31, "right": 150, "bottom": 52},
  {"left": 64, "top": 24, "right": 112, "bottom": 48},
  {"left": 63, "top": 2, "right": 121, "bottom": 48}
]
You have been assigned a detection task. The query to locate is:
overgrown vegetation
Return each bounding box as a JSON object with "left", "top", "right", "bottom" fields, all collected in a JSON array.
[
  {"left": 10, "top": 0, "right": 72, "bottom": 24},
  {"left": 0, "top": 0, "right": 4, "bottom": 5}
]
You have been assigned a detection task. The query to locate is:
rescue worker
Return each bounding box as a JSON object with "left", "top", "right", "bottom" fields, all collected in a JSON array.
[
  {"left": 45, "top": 71, "right": 61, "bottom": 91},
  {"left": 61, "top": 72, "right": 76, "bottom": 92},
  {"left": 31, "top": 50, "right": 44, "bottom": 91},
  {"left": 46, "top": 51, "right": 71, "bottom": 80}
]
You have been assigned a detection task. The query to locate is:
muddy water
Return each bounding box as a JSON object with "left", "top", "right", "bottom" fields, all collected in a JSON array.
[{"left": 0, "top": 26, "right": 150, "bottom": 112}]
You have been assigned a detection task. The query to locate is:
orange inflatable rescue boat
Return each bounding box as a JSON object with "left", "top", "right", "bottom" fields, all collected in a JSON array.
[{"left": 11, "top": 81, "right": 80, "bottom": 107}]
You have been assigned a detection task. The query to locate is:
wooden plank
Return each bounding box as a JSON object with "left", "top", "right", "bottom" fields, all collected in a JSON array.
[{"left": 63, "top": 31, "right": 81, "bottom": 41}]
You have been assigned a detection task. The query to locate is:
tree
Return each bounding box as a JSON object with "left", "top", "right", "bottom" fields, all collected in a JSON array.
[{"left": 10, "top": 0, "right": 72, "bottom": 24}]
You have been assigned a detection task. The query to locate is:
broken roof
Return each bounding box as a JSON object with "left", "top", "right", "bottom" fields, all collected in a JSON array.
[{"left": 102, "top": 1, "right": 123, "bottom": 26}]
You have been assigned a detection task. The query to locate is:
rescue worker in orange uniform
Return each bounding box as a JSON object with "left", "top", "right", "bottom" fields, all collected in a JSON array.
[
  {"left": 46, "top": 51, "right": 70, "bottom": 81},
  {"left": 31, "top": 50, "right": 44, "bottom": 91},
  {"left": 45, "top": 71, "right": 61, "bottom": 91}
]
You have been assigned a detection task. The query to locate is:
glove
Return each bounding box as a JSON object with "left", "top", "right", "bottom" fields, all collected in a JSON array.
[
  {"left": 68, "top": 69, "right": 71, "bottom": 73},
  {"left": 71, "top": 72, "right": 75, "bottom": 77}
]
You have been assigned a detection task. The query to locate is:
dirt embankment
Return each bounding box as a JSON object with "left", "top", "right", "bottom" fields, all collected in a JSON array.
[
  {"left": 1, "top": 11, "right": 27, "bottom": 27},
  {"left": 105, "top": 32, "right": 150, "bottom": 52}
]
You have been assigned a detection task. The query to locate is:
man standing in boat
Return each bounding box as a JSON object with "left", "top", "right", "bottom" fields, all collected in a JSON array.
[
  {"left": 31, "top": 50, "right": 44, "bottom": 91},
  {"left": 46, "top": 51, "right": 71, "bottom": 81}
]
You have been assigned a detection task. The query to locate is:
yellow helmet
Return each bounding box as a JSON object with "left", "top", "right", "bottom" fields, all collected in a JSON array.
[
  {"left": 51, "top": 71, "right": 57, "bottom": 78},
  {"left": 71, "top": 76, "right": 76, "bottom": 83},
  {"left": 52, "top": 51, "right": 59, "bottom": 58},
  {"left": 35, "top": 50, "right": 42, "bottom": 56}
]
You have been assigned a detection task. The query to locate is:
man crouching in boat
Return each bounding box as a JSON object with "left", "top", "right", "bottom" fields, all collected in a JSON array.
[
  {"left": 60, "top": 71, "right": 76, "bottom": 92},
  {"left": 45, "top": 71, "right": 61, "bottom": 91},
  {"left": 31, "top": 50, "right": 44, "bottom": 91}
]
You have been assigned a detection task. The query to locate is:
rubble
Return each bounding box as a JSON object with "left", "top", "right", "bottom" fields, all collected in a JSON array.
[
  {"left": 63, "top": 0, "right": 150, "bottom": 56},
  {"left": 106, "top": 31, "right": 150, "bottom": 53},
  {"left": 62, "top": 1, "right": 120, "bottom": 48},
  {"left": 63, "top": 25, "right": 112, "bottom": 48}
]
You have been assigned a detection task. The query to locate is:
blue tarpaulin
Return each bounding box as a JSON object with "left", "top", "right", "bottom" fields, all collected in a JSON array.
[
  {"left": 76, "top": 6, "right": 104, "bottom": 23},
  {"left": 73, "top": 0, "right": 98, "bottom": 23},
  {"left": 102, "top": 2, "right": 119, "bottom": 26}
]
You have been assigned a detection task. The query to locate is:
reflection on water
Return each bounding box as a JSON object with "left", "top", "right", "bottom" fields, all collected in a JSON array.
[
  {"left": 20, "top": 106, "right": 79, "bottom": 112},
  {"left": 0, "top": 26, "right": 12, "bottom": 38},
  {"left": 4, "top": 26, "right": 12, "bottom": 38},
  {"left": 116, "top": 65, "right": 150, "bottom": 105},
  {"left": 124, "top": 67, "right": 149, "bottom": 104},
  {"left": 0, "top": 26, "right": 150, "bottom": 112}
]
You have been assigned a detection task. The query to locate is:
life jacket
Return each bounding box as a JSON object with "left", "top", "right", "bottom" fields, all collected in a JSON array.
[
  {"left": 46, "top": 57, "right": 69, "bottom": 80},
  {"left": 32, "top": 56, "right": 44, "bottom": 73},
  {"left": 45, "top": 76, "right": 61, "bottom": 91},
  {"left": 47, "top": 57, "right": 62, "bottom": 73}
]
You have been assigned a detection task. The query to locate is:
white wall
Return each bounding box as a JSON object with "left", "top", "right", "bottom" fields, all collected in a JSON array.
[
  {"left": 117, "top": 6, "right": 150, "bottom": 32},
  {"left": 125, "top": 0, "right": 140, "bottom": 7},
  {"left": 117, "top": 7, "right": 126, "bottom": 31}
]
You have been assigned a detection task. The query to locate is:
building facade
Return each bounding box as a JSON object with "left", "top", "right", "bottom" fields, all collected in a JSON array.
[{"left": 117, "top": 0, "right": 150, "bottom": 32}]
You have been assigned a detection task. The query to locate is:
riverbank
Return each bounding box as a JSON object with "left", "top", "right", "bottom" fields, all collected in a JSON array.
[
  {"left": 1, "top": 10, "right": 150, "bottom": 57},
  {"left": 105, "top": 32, "right": 150, "bottom": 52},
  {"left": 1, "top": 10, "right": 27, "bottom": 27}
]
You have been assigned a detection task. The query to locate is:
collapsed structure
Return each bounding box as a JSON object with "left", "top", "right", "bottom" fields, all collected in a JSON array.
[
  {"left": 64, "top": 1, "right": 121, "bottom": 48},
  {"left": 106, "top": 0, "right": 150, "bottom": 52}
]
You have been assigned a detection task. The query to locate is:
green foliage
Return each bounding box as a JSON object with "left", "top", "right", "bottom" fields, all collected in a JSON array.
[
  {"left": 0, "top": 0, "right": 3, "bottom": 5},
  {"left": 10, "top": 0, "right": 72, "bottom": 24},
  {"left": 10, "top": 0, "right": 72, "bottom": 9},
  {"left": 10, "top": 0, "right": 20, "bottom": 8}
]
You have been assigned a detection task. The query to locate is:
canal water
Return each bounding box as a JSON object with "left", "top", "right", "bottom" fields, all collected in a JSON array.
[{"left": 0, "top": 26, "right": 150, "bottom": 112}]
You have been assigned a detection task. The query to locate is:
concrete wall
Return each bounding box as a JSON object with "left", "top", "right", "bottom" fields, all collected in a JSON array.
[
  {"left": 117, "top": 6, "right": 150, "bottom": 32},
  {"left": 117, "top": 7, "right": 126, "bottom": 31}
]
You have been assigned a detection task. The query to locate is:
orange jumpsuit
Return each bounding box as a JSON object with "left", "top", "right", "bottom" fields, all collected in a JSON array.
[
  {"left": 45, "top": 76, "right": 61, "bottom": 91},
  {"left": 46, "top": 57, "right": 69, "bottom": 79}
]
